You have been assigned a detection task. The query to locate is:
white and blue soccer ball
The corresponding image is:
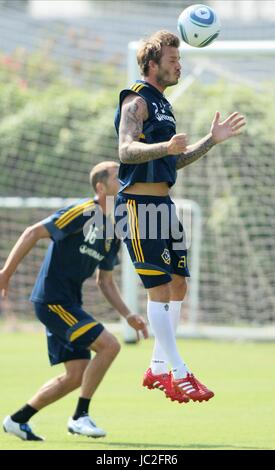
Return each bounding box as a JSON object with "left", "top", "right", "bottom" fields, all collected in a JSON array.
[{"left": 177, "top": 4, "right": 221, "bottom": 48}]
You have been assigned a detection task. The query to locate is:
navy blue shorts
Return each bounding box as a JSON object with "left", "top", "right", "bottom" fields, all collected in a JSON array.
[
  {"left": 34, "top": 303, "right": 104, "bottom": 366},
  {"left": 115, "top": 193, "right": 190, "bottom": 289}
]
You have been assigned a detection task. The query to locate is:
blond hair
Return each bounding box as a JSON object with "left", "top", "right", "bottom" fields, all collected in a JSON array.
[
  {"left": 89, "top": 161, "right": 119, "bottom": 192},
  {"left": 137, "top": 30, "right": 180, "bottom": 77}
]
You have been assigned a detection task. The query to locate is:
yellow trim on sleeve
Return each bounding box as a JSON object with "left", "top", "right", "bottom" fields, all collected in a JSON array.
[
  {"left": 131, "top": 83, "right": 140, "bottom": 91},
  {"left": 134, "top": 84, "right": 145, "bottom": 93},
  {"left": 55, "top": 200, "right": 91, "bottom": 228},
  {"left": 131, "top": 83, "right": 145, "bottom": 93},
  {"left": 55, "top": 200, "right": 94, "bottom": 229}
]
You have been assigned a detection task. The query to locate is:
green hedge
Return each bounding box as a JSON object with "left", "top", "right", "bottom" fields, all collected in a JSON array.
[{"left": 0, "top": 83, "right": 119, "bottom": 196}]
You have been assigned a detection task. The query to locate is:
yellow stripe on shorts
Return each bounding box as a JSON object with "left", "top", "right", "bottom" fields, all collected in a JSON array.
[
  {"left": 70, "top": 322, "right": 98, "bottom": 342},
  {"left": 48, "top": 305, "right": 75, "bottom": 327},
  {"left": 127, "top": 200, "right": 142, "bottom": 262},
  {"left": 135, "top": 269, "right": 166, "bottom": 276},
  {"left": 56, "top": 305, "right": 78, "bottom": 325},
  {"left": 131, "top": 199, "right": 144, "bottom": 262}
]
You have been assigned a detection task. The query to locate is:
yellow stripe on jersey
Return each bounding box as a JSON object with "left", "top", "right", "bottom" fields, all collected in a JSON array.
[
  {"left": 131, "top": 83, "right": 140, "bottom": 91},
  {"left": 127, "top": 201, "right": 141, "bottom": 262},
  {"left": 55, "top": 200, "right": 94, "bottom": 230},
  {"left": 139, "top": 133, "right": 145, "bottom": 140},
  {"left": 55, "top": 201, "right": 93, "bottom": 230},
  {"left": 48, "top": 305, "right": 75, "bottom": 327},
  {"left": 70, "top": 322, "right": 98, "bottom": 342},
  {"left": 131, "top": 83, "right": 145, "bottom": 93},
  {"left": 131, "top": 200, "right": 145, "bottom": 263},
  {"left": 135, "top": 269, "right": 167, "bottom": 276},
  {"left": 55, "top": 200, "right": 91, "bottom": 228},
  {"left": 134, "top": 84, "right": 145, "bottom": 93}
]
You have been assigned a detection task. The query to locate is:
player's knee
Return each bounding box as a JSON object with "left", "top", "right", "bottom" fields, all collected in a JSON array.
[
  {"left": 65, "top": 366, "right": 86, "bottom": 389},
  {"left": 171, "top": 276, "right": 187, "bottom": 300},
  {"left": 66, "top": 373, "right": 83, "bottom": 390},
  {"left": 104, "top": 335, "right": 121, "bottom": 358},
  {"left": 93, "top": 330, "right": 121, "bottom": 358}
]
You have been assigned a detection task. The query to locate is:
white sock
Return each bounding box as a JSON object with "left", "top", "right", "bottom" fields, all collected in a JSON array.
[
  {"left": 150, "top": 301, "right": 182, "bottom": 374},
  {"left": 169, "top": 300, "right": 182, "bottom": 331},
  {"left": 147, "top": 301, "right": 188, "bottom": 378}
]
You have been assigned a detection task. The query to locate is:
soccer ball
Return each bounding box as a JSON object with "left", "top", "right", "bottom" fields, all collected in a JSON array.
[{"left": 177, "top": 4, "right": 221, "bottom": 48}]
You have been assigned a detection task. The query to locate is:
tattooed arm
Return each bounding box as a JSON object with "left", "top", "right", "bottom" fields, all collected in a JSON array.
[
  {"left": 119, "top": 94, "right": 187, "bottom": 164},
  {"left": 176, "top": 111, "right": 246, "bottom": 170},
  {"left": 176, "top": 134, "right": 215, "bottom": 170},
  {"left": 119, "top": 94, "right": 167, "bottom": 164}
]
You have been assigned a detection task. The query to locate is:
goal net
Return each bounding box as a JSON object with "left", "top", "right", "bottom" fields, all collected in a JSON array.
[{"left": 0, "top": 1, "right": 274, "bottom": 339}]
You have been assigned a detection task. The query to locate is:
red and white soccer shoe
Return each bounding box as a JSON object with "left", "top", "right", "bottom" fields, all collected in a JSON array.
[
  {"left": 172, "top": 373, "right": 215, "bottom": 403},
  {"left": 142, "top": 368, "right": 189, "bottom": 404}
]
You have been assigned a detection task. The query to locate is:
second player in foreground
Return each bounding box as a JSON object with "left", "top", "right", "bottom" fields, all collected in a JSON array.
[{"left": 1, "top": 161, "right": 148, "bottom": 441}]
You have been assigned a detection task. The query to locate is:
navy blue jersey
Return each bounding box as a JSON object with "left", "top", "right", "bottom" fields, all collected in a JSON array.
[
  {"left": 114, "top": 80, "right": 178, "bottom": 192},
  {"left": 30, "top": 198, "right": 120, "bottom": 305}
]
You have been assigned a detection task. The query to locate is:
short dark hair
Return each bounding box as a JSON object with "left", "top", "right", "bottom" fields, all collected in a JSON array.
[
  {"left": 137, "top": 30, "right": 180, "bottom": 76},
  {"left": 89, "top": 161, "right": 119, "bottom": 192}
]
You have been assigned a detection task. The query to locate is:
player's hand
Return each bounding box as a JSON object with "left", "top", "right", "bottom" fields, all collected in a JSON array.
[
  {"left": 126, "top": 314, "right": 149, "bottom": 341},
  {"left": 167, "top": 133, "right": 188, "bottom": 155},
  {"left": 211, "top": 111, "right": 246, "bottom": 144},
  {"left": 0, "top": 270, "right": 10, "bottom": 298}
]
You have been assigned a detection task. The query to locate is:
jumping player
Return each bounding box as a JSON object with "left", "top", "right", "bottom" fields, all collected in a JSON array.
[{"left": 114, "top": 31, "right": 246, "bottom": 404}]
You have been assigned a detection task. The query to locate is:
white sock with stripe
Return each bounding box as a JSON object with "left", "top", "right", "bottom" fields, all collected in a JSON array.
[{"left": 147, "top": 300, "right": 188, "bottom": 379}]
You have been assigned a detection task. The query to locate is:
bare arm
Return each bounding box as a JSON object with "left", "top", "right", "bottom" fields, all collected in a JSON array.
[
  {"left": 176, "top": 133, "right": 215, "bottom": 170},
  {"left": 119, "top": 94, "right": 187, "bottom": 164},
  {"left": 96, "top": 269, "right": 148, "bottom": 339},
  {"left": 0, "top": 222, "right": 50, "bottom": 297},
  {"left": 176, "top": 111, "right": 246, "bottom": 170}
]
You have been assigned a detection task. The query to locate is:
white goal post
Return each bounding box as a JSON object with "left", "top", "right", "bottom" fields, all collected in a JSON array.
[{"left": 128, "top": 40, "right": 275, "bottom": 85}]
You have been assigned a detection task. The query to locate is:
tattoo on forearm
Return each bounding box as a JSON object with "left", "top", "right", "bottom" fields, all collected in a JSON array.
[
  {"left": 121, "top": 142, "right": 169, "bottom": 164},
  {"left": 176, "top": 135, "right": 215, "bottom": 170},
  {"left": 119, "top": 97, "right": 168, "bottom": 164}
]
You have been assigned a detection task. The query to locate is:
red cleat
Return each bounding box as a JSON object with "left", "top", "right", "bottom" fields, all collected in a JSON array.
[
  {"left": 143, "top": 368, "right": 170, "bottom": 393},
  {"left": 166, "top": 372, "right": 190, "bottom": 403},
  {"left": 142, "top": 368, "right": 189, "bottom": 403},
  {"left": 172, "top": 373, "right": 215, "bottom": 403},
  {"left": 193, "top": 375, "right": 215, "bottom": 398}
]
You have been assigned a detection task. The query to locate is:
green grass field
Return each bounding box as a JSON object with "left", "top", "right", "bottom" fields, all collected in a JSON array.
[{"left": 1, "top": 330, "right": 275, "bottom": 450}]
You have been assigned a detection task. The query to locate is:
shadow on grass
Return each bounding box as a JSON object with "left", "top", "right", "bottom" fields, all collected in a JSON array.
[{"left": 72, "top": 440, "right": 268, "bottom": 450}]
